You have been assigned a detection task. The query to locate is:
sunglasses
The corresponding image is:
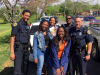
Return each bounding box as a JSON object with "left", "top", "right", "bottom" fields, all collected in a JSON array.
[{"left": 66, "top": 18, "right": 72, "bottom": 20}]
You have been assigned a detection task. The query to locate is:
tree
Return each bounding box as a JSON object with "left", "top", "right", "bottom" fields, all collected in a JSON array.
[
  {"left": 0, "top": 0, "right": 30, "bottom": 26},
  {"left": 0, "top": 0, "right": 59, "bottom": 25},
  {"left": 92, "top": 4, "right": 100, "bottom": 10},
  {"left": 45, "top": 5, "right": 60, "bottom": 16},
  {"left": 36, "top": 0, "right": 59, "bottom": 16},
  {"left": 65, "top": 0, "right": 92, "bottom": 16}
]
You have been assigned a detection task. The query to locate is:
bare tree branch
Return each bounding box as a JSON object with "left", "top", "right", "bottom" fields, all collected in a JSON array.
[
  {"left": 3, "top": 0, "right": 11, "bottom": 10},
  {"left": 0, "top": 9, "right": 11, "bottom": 24},
  {"left": 13, "top": 0, "right": 19, "bottom": 8},
  {"left": 15, "top": 6, "right": 21, "bottom": 21}
]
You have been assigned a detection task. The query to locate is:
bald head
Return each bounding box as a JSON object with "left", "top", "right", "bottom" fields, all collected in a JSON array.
[{"left": 74, "top": 17, "right": 83, "bottom": 29}]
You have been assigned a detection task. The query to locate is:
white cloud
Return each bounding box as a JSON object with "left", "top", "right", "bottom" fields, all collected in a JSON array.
[{"left": 59, "top": 0, "right": 100, "bottom": 5}]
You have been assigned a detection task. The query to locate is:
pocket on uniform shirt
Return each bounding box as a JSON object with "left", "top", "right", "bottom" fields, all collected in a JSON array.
[{"left": 21, "top": 30, "right": 28, "bottom": 37}]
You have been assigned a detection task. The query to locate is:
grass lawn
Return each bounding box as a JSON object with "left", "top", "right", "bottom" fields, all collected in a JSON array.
[
  {"left": 95, "top": 17, "right": 100, "bottom": 21},
  {"left": 0, "top": 23, "right": 11, "bottom": 32},
  {"left": 0, "top": 23, "right": 14, "bottom": 75},
  {"left": 0, "top": 19, "right": 4, "bottom": 23},
  {"left": 58, "top": 16, "right": 66, "bottom": 21}
]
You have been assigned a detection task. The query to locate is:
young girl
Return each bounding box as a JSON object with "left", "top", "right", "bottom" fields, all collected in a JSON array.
[
  {"left": 51, "top": 25, "right": 71, "bottom": 75},
  {"left": 49, "top": 17, "right": 58, "bottom": 37},
  {"left": 33, "top": 20, "right": 53, "bottom": 75}
]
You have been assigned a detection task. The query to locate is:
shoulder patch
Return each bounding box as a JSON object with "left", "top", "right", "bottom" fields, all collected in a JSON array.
[
  {"left": 87, "top": 30, "right": 91, "bottom": 34},
  {"left": 13, "top": 23, "right": 17, "bottom": 27}
]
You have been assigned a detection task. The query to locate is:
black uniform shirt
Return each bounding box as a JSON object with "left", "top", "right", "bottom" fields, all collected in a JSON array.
[
  {"left": 64, "top": 23, "right": 75, "bottom": 32},
  {"left": 11, "top": 19, "right": 30, "bottom": 43},
  {"left": 69, "top": 26, "right": 94, "bottom": 49}
]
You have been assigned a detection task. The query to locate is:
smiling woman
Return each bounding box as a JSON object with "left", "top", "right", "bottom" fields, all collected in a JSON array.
[
  {"left": 51, "top": 25, "right": 71, "bottom": 75},
  {"left": 33, "top": 20, "right": 53, "bottom": 75}
]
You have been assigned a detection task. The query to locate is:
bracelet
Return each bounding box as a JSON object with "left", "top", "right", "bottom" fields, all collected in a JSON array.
[{"left": 87, "top": 53, "right": 90, "bottom": 55}]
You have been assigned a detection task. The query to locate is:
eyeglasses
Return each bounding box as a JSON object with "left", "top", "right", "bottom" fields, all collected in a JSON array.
[{"left": 66, "top": 18, "right": 72, "bottom": 20}]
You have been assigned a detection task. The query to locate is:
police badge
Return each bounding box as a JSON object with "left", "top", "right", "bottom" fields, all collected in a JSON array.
[
  {"left": 79, "top": 32, "right": 82, "bottom": 36},
  {"left": 13, "top": 23, "right": 17, "bottom": 27}
]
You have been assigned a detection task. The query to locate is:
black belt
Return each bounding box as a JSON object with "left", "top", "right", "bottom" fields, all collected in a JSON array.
[
  {"left": 71, "top": 48, "right": 85, "bottom": 54},
  {"left": 14, "top": 42, "right": 30, "bottom": 50}
]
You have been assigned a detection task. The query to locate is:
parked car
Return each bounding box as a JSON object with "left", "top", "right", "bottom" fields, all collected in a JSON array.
[
  {"left": 81, "top": 16, "right": 90, "bottom": 27},
  {"left": 55, "top": 16, "right": 58, "bottom": 23},
  {"left": 89, "top": 24, "right": 100, "bottom": 61},
  {"left": 29, "top": 21, "right": 40, "bottom": 62},
  {"left": 84, "top": 16, "right": 100, "bottom": 27},
  {"left": 40, "top": 16, "right": 51, "bottom": 21}
]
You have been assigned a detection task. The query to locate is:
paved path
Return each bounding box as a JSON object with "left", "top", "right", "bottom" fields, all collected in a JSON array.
[{"left": 58, "top": 19, "right": 66, "bottom": 25}]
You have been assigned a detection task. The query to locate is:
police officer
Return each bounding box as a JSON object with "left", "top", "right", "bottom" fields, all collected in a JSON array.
[
  {"left": 64, "top": 15, "right": 74, "bottom": 75},
  {"left": 69, "top": 17, "right": 93, "bottom": 75},
  {"left": 10, "top": 10, "right": 31, "bottom": 75},
  {"left": 64, "top": 15, "right": 74, "bottom": 32}
]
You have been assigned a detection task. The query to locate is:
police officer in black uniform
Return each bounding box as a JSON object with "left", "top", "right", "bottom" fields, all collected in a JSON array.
[
  {"left": 64, "top": 15, "right": 75, "bottom": 75},
  {"left": 10, "top": 10, "right": 31, "bottom": 75},
  {"left": 64, "top": 15, "right": 74, "bottom": 32},
  {"left": 69, "top": 17, "right": 93, "bottom": 75}
]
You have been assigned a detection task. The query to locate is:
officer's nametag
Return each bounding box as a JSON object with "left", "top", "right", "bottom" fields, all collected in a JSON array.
[
  {"left": 13, "top": 23, "right": 17, "bottom": 27},
  {"left": 87, "top": 30, "right": 91, "bottom": 34}
]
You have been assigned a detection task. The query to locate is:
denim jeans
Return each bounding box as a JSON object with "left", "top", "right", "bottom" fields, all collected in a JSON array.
[
  {"left": 37, "top": 50, "right": 44, "bottom": 75},
  {"left": 37, "top": 49, "right": 52, "bottom": 75},
  {"left": 52, "top": 63, "right": 68, "bottom": 75},
  {"left": 44, "top": 49, "right": 52, "bottom": 75}
]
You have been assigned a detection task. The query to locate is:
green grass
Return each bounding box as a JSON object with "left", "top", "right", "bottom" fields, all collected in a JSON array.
[
  {"left": 58, "top": 16, "right": 66, "bottom": 21},
  {"left": 0, "top": 19, "right": 4, "bottom": 23},
  {"left": 0, "top": 23, "right": 11, "bottom": 32},
  {"left": 0, "top": 23, "right": 13, "bottom": 75},
  {"left": 95, "top": 17, "right": 100, "bottom": 21},
  {"left": 0, "top": 33, "right": 14, "bottom": 75},
  {"left": 28, "top": 14, "right": 40, "bottom": 24}
]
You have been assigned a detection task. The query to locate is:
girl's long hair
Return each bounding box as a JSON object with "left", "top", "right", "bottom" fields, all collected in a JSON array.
[
  {"left": 52, "top": 24, "right": 71, "bottom": 49},
  {"left": 38, "top": 20, "right": 49, "bottom": 33}
]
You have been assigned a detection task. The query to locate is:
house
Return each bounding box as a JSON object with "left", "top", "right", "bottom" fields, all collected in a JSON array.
[
  {"left": 93, "top": 10, "right": 100, "bottom": 17},
  {"left": 56, "top": 13, "right": 63, "bottom": 16},
  {"left": 78, "top": 9, "right": 94, "bottom": 16}
]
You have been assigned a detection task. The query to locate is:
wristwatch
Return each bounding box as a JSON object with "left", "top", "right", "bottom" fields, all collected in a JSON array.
[{"left": 87, "top": 53, "right": 90, "bottom": 55}]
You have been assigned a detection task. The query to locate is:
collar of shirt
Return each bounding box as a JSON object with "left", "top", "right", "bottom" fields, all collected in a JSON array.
[
  {"left": 76, "top": 26, "right": 82, "bottom": 31},
  {"left": 20, "top": 19, "right": 28, "bottom": 26},
  {"left": 65, "top": 23, "right": 75, "bottom": 27}
]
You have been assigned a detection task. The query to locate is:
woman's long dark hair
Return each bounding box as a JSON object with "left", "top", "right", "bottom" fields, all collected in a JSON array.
[
  {"left": 38, "top": 20, "right": 49, "bottom": 33},
  {"left": 52, "top": 25, "right": 71, "bottom": 49}
]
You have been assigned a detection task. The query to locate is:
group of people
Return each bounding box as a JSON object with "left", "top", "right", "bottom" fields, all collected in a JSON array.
[{"left": 10, "top": 10, "right": 93, "bottom": 75}]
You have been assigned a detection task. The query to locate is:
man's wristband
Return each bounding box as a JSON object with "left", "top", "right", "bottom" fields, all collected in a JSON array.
[{"left": 87, "top": 53, "right": 90, "bottom": 55}]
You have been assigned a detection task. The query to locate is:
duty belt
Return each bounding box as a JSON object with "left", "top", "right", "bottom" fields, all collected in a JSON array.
[
  {"left": 14, "top": 42, "right": 30, "bottom": 50},
  {"left": 71, "top": 48, "right": 85, "bottom": 54},
  {"left": 75, "top": 49, "right": 85, "bottom": 54}
]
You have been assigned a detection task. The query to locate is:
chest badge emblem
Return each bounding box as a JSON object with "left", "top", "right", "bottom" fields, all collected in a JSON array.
[{"left": 79, "top": 32, "right": 82, "bottom": 36}]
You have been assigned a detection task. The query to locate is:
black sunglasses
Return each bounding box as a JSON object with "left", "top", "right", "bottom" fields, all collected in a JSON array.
[{"left": 66, "top": 18, "right": 72, "bottom": 20}]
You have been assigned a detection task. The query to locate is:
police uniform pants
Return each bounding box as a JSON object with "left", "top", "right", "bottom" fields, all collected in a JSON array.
[
  {"left": 70, "top": 50, "right": 87, "bottom": 75},
  {"left": 14, "top": 47, "right": 29, "bottom": 75}
]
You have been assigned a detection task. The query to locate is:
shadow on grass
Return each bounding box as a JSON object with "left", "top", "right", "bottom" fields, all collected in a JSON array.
[
  {"left": 0, "top": 62, "right": 37, "bottom": 75},
  {"left": 0, "top": 35, "right": 10, "bottom": 44},
  {"left": 0, "top": 67, "right": 14, "bottom": 75}
]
